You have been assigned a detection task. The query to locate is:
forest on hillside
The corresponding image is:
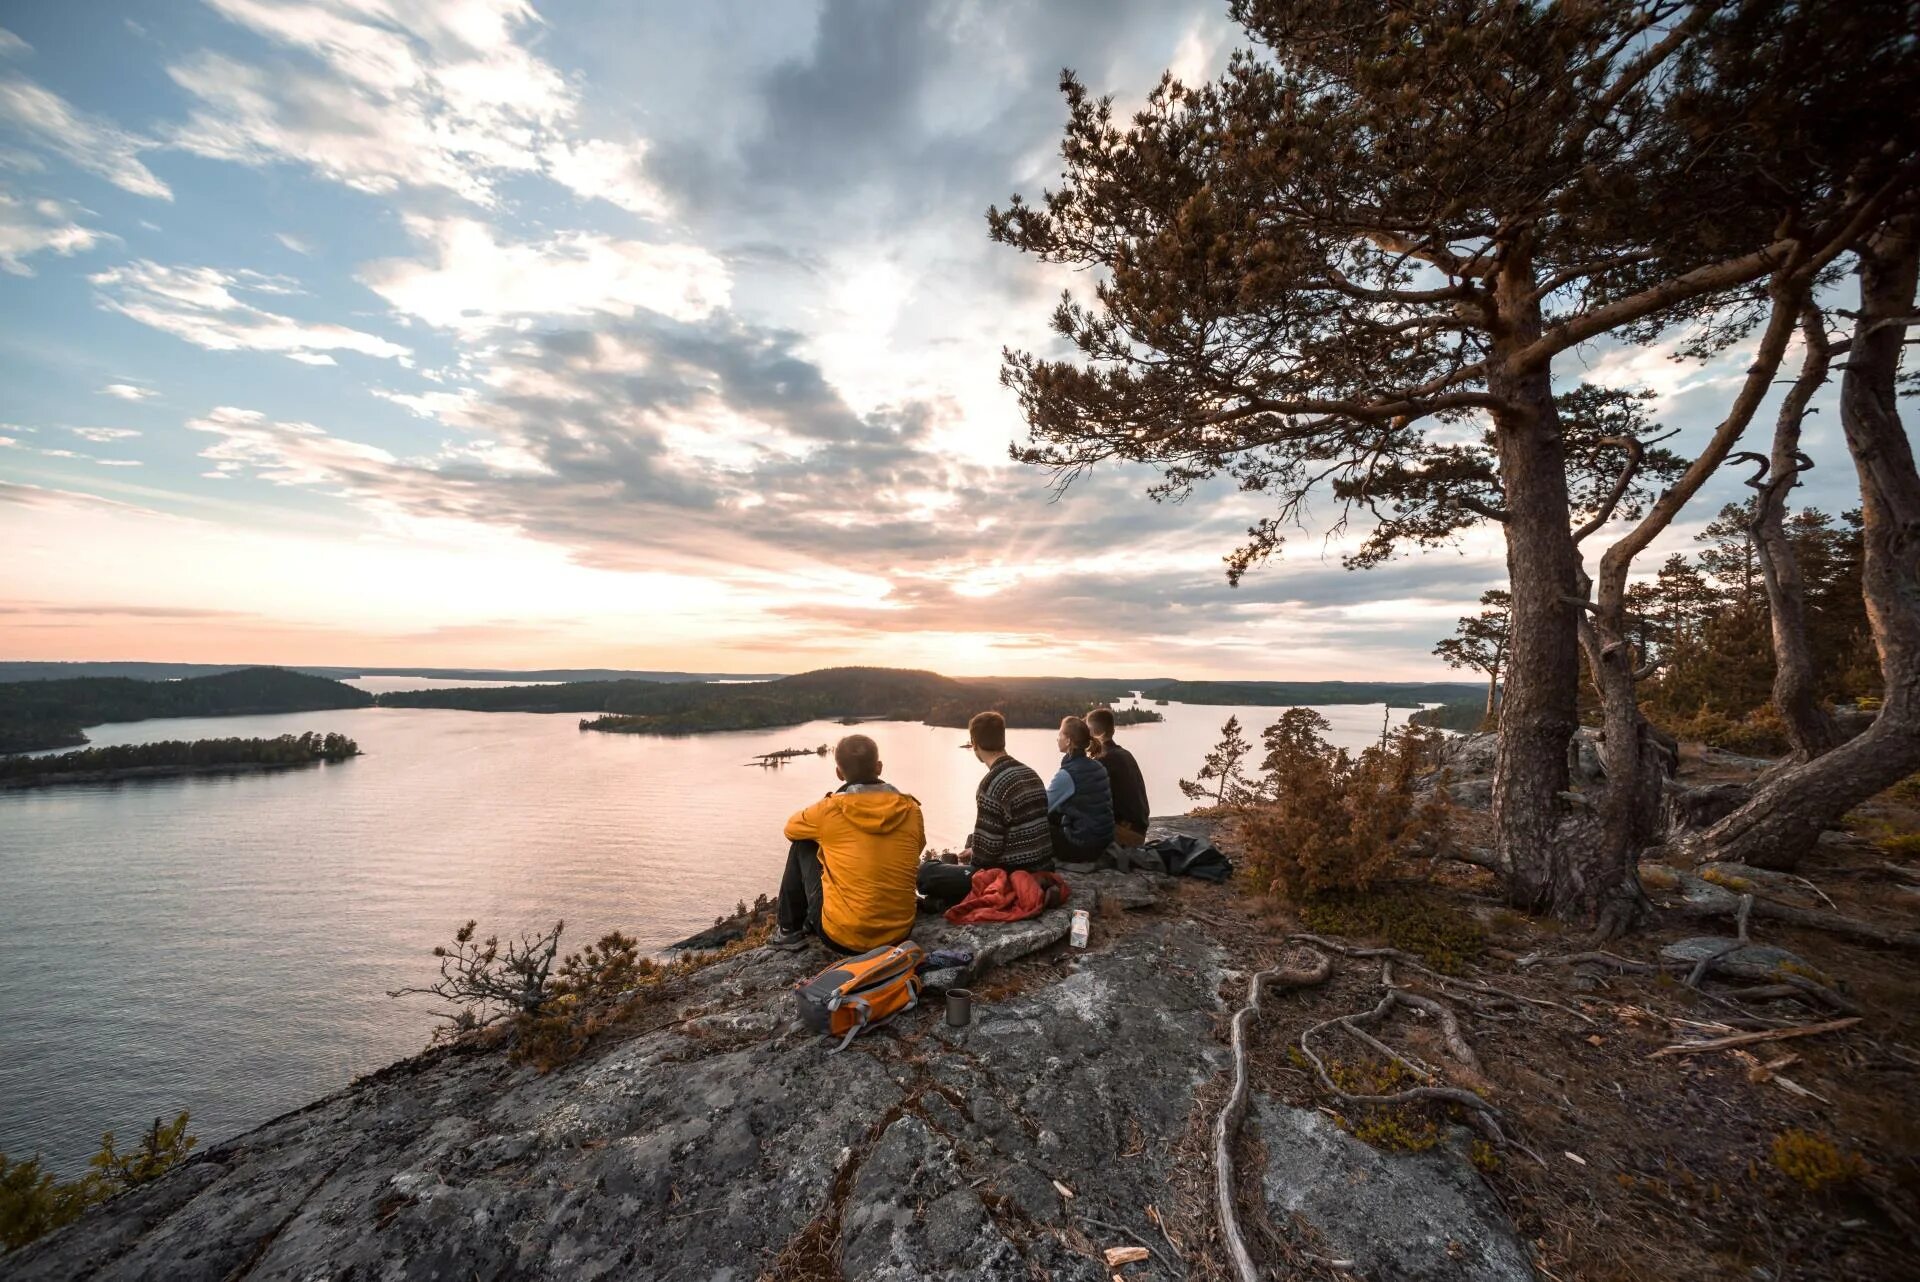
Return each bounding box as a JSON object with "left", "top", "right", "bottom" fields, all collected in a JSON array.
[{"left": 0, "top": 669, "right": 373, "bottom": 754}]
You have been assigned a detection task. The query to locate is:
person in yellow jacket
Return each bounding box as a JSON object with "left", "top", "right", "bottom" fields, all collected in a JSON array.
[{"left": 771, "top": 734, "right": 926, "bottom": 952}]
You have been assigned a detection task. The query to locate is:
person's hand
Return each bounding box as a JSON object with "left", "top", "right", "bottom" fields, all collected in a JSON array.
[{"left": 958, "top": 846, "right": 973, "bottom": 865}]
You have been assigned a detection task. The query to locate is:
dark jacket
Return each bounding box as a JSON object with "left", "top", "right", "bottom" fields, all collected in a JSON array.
[
  {"left": 969, "top": 755, "right": 1054, "bottom": 871},
  {"left": 1049, "top": 748, "right": 1115, "bottom": 849},
  {"left": 1095, "top": 740, "right": 1150, "bottom": 832}
]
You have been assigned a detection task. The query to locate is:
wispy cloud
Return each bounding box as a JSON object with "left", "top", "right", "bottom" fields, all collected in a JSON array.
[
  {"left": 91, "top": 259, "right": 410, "bottom": 363},
  {"left": 168, "top": 0, "right": 670, "bottom": 213},
  {"left": 69, "top": 427, "right": 142, "bottom": 442},
  {"left": 0, "top": 72, "right": 171, "bottom": 198},
  {"left": 0, "top": 188, "right": 112, "bottom": 274},
  {"left": 98, "top": 382, "right": 157, "bottom": 401}
]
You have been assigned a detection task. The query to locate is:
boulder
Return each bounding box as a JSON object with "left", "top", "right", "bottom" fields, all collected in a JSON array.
[
  {"left": 1659, "top": 936, "right": 1820, "bottom": 982},
  {"left": 1255, "top": 1100, "right": 1534, "bottom": 1282},
  {"left": 1436, "top": 732, "right": 1499, "bottom": 777}
]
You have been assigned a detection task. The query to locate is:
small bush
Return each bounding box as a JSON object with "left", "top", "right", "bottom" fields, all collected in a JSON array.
[
  {"left": 1232, "top": 712, "right": 1452, "bottom": 902},
  {"left": 1770, "top": 1128, "right": 1866, "bottom": 1193},
  {"left": 1, "top": 1112, "right": 196, "bottom": 1253}
]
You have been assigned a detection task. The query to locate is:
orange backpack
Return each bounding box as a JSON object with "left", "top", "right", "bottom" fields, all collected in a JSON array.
[{"left": 793, "top": 940, "right": 926, "bottom": 1051}]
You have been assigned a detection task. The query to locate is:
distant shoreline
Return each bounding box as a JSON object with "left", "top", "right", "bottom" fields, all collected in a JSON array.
[{"left": 0, "top": 760, "right": 334, "bottom": 791}]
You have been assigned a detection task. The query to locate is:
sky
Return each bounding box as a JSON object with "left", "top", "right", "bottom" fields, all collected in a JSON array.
[{"left": 0, "top": 1, "right": 1883, "bottom": 679}]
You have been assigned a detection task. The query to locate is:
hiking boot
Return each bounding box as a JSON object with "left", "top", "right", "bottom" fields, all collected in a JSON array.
[{"left": 769, "top": 927, "right": 810, "bottom": 951}]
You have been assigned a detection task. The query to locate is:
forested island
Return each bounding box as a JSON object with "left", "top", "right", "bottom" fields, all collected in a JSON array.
[
  {"left": 388, "top": 666, "right": 1165, "bottom": 735},
  {"left": 0, "top": 668, "right": 373, "bottom": 754},
  {"left": 0, "top": 733, "right": 360, "bottom": 789}
]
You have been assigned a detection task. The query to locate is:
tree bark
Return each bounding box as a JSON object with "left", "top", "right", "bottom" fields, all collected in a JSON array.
[
  {"left": 1484, "top": 668, "right": 1500, "bottom": 726},
  {"left": 1701, "top": 217, "right": 1920, "bottom": 869},
  {"left": 1489, "top": 250, "right": 1583, "bottom": 915},
  {"left": 1751, "top": 307, "right": 1841, "bottom": 759}
]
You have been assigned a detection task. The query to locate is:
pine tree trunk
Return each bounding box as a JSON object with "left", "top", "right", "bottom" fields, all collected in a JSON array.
[
  {"left": 1488, "top": 258, "right": 1583, "bottom": 914},
  {"left": 1752, "top": 307, "right": 1841, "bottom": 759},
  {"left": 1484, "top": 670, "right": 1500, "bottom": 725},
  {"left": 1701, "top": 218, "right": 1920, "bottom": 868}
]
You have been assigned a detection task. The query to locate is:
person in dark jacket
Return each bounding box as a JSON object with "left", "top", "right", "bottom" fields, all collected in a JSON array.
[
  {"left": 1087, "top": 706, "right": 1150, "bottom": 845},
  {"left": 1045, "top": 715, "right": 1114, "bottom": 865}
]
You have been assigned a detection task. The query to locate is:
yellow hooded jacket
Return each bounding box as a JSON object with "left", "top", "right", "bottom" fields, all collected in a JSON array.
[{"left": 784, "top": 786, "right": 926, "bottom": 951}]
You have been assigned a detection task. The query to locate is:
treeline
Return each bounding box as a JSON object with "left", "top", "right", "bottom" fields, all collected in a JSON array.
[
  {"left": 1408, "top": 701, "right": 1484, "bottom": 734},
  {"left": 0, "top": 733, "right": 359, "bottom": 784},
  {"left": 0, "top": 668, "right": 372, "bottom": 754},
  {"left": 1151, "top": 680, "right": 1484, "bottom": 709},
  {"left": 1633, "top": 504, "right": 1872, "bottom": 752}
]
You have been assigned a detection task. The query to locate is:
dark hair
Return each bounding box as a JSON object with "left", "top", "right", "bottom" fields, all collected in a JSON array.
[
  {"left": 967, "top": 710, "right": 1007, "bottom": 753},
  {"left": 1059, "top": 715, "right": 1092, "bottom": 750},
  {"left": 834, "top": 734, "right": 881, "bottom": 784},
  {"left": 1086, "top": 707, "right": 1115, "bottom": 737}
]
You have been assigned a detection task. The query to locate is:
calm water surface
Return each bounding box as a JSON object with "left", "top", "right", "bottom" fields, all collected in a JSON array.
[{"left": 0, "top": 690, "right": 1417, "bottom": 1173}]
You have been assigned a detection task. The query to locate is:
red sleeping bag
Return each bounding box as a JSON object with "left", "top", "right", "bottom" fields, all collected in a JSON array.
[{"left": 943, "top": 868, "right": 1071, "bottom": 924}]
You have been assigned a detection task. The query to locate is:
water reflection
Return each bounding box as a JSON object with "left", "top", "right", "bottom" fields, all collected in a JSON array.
[{"left": 0, "top": 694, "right": 1418, "bottom": 1173}]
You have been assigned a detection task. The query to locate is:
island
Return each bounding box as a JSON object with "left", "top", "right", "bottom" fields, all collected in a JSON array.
[{"left": 0, "top": 733, "right": 361, "bottom": 789}]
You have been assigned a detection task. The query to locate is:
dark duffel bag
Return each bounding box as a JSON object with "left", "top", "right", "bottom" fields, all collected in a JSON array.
[{"left": 916, "top": 861, "right": 976, "bottom": 910}]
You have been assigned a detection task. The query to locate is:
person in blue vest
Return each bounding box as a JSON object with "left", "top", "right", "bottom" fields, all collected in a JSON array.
[{"left": 1045, "top": 715, "right": 1114, "bottom": 867}]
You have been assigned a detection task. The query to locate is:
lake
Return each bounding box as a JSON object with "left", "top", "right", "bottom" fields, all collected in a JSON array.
[{"left": 0, "top": 690, "right": 1421, "bottom": 1174}]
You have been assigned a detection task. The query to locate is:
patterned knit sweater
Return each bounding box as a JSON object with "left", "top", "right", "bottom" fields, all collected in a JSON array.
[{"left": 968, "top": 754, "right": 1054, "bottom": 871}]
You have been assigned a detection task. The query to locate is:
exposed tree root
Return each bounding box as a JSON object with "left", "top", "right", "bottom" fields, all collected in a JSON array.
[{"left": 1213, "top": 947, "right": 1332, "bottom": 1282}]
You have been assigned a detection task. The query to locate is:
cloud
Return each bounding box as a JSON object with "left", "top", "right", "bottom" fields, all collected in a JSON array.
[
  {"left": 544, "top": 137, "right": 668, "bottom": 216},
  {"left": 0, "top": 189, "right": 112, "bottom": 274},
  {"left": 171, "top": 0, "right": 669, "bottom": 212},
  {"left": 91, "top": 259, "right": 411, "bottom": 363},
  {"left": 360, "top": 216, "right": 730, "bottom": 336},
  {"left": 69, "top": 427, "right": 142, "bottom": 442},
  {"left": 0, "top": 601, "right": 250, "bottom": 619},
  {"left": 99, "top": 382, "right": 157, "bottom": 401},
  {"left": 0, "top": 73, "right": 171, "bottom": 198},
  {"left": 275, "top": 232, "right": 312, "bottom": 254},
  {"left": 188, "top": 405, "right": 400, "bottom": 484}
]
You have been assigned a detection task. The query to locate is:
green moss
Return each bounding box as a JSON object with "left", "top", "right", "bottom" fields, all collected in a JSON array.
[
  {"left": 1469, "top": 1139, "right": 1501, "bottom": 1173},
  {"left": 1876, "top": 832, "right": 1920, "bottom": 859},
  {"left": 1299, "top": 887, "right": 1486, "bottom": 973},
  {"left": 1770, "top": 1129, "right": 1866, "bottom": 1193}
]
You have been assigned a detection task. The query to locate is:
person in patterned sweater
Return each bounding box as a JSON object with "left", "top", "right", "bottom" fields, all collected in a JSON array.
[{"left": 960, "top": 710, "right": 1054, "bottom": 871}]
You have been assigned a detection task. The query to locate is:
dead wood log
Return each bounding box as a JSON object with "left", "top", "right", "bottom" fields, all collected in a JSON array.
[{"left": 1648, "top": 1016, "right": 1862, "bottom": 1058}]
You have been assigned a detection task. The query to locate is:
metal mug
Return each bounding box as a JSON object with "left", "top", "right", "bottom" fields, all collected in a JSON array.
[{"left": 945, "top": 988, "right": 973, "bottom": 1028}]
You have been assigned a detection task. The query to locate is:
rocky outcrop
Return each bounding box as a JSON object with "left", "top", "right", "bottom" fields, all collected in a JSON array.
[{"left": 11, "top": 856, "right": 1529, "bottom": 1281}]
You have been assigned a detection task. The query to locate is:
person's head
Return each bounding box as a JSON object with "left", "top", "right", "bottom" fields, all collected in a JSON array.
[
  {"left": 833, "top": 733, "right": 882, "bottom": 785},
  {"left": 967, "top": 711, "right": 1007, "bottom": 764},
  {"left": 1058, "top": 715, "right": 1091, "bottom": 755},
  {"left": 1086, "top": 707, "right": 1116, "bottom": 741}
]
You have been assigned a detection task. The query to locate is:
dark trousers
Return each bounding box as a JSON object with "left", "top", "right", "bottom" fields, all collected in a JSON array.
[
  {"left": 1048, "top": 812, "right": 1109, "bottom": 867},
  {"left": 778, "top": 841, "right": 855, "bottom": 952}
]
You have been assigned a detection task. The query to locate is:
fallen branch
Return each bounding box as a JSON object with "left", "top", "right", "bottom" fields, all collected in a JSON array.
[
  {"left": 1648, "top": 1016, "right": 1862, "bottom": 1058},
  {"left": 1214, "top": 948, "right": 1333, "bottom": 1282},
  {"left": 1667, "top": 872, "right": 1920, "bottom": 951}
]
